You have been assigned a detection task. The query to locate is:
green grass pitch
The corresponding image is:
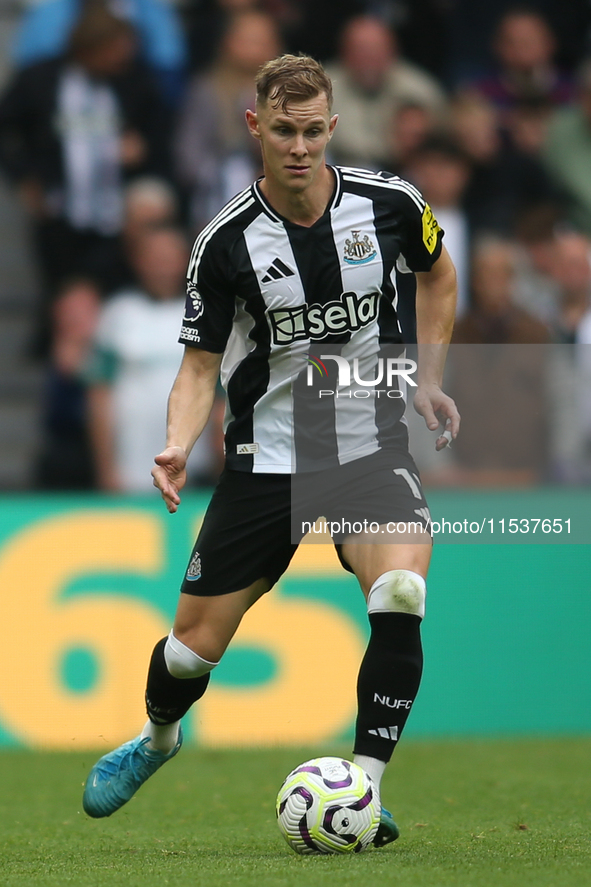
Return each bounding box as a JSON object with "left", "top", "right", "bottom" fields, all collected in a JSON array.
[{"left": 1, "top": 737, "right": 590, "bottom": 887}]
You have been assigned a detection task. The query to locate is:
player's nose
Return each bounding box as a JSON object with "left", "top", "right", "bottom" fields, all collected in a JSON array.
[{"left": 291, "top": 133, "right": 307, "bottom": 156}]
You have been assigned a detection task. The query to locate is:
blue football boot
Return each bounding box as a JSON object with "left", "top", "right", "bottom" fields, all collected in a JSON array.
[
  {"left": 373, "top": 807, "right": 400, "bottom": 847},
  {"left": 83, "top": 727, "right": 183, "bottom": 818}
]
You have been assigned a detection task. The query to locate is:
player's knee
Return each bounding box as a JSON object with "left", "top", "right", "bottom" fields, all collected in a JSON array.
[
  {"left": 367, "top": 569, "right": 426, "bottom": 618},
  {"left": 164, "top": 630, "right": 219, "bottom": 679}
]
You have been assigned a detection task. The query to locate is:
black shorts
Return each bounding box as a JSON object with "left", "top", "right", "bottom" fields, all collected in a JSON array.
[{"left": 181, "top": 448, "right": 431, "bottom": 596}]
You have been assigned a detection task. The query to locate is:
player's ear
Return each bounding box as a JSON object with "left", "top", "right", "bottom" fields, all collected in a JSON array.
[
  {"left": 327, "top": 114, "right": 338, "bottom": 140},
  {"left": 246, "top": 109, "right": 261, "bottom": 140}
]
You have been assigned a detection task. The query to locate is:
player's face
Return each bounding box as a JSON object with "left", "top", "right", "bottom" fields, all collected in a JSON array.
[{"left": 247, "top": 94, "right": 338, "bottom": 193}]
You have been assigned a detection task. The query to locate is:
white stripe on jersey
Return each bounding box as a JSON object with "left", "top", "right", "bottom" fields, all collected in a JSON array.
[
  {"left": 188, "top": 189, "right": 255, "bottom": 279},
  {"left": 325, "top": 191, "right": 384, "bottom": 465},
  {"left": 335, "top": 326, "right": 381, "bottom": 465},
  {"left": 342, "top": 173, "right": 425, "bottom": 212},
  {"left": 377, "top": 172, "right": 425, "bottom": 204},
  {"left": 242, "top": 213, "right": 307, "bottom": 471},
  {"left": 389, "top": 265, "right": 400, "bottom": 312},
  {"left": 220, "top": 295, "right": 257, "bottom": 391},
  {"left": 342, "top": 172, "right": 425, "bottom": 209},
  {"left": 338, "top": 167, "right": 425, "bottom": 205}
]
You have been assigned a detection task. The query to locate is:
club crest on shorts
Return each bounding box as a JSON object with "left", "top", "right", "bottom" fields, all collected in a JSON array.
[
  {"left": 344, "top": 230, "right": 377, "bottom": 265},
  {"left": 186, "top": 550, "right": 202, "bottom": 581}
]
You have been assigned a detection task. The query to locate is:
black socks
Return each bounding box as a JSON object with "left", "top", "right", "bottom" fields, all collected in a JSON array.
[
  {"left": 353, "top": 613, "right": 423, "bottom": 762},
  {"left": 145, "top": 637, "right": 210, "bottom": 725}
]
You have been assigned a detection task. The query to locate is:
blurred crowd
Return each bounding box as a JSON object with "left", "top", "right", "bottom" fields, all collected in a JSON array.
[{"left": 1, "top": 0, "right": 591, "bottom": 490}]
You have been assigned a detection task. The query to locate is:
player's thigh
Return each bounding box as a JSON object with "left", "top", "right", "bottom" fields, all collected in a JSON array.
[
  {"left": 173, "top": 578, "right": 269, "bottom": 662},
  {"left": 341, "top": 537, "right": 432, "bottom": 598},
  {"left": 331, "top": 449, "right": 433, "bottom": 595},
  {"left": 173, "top": 468, "right": 295, "bottom": 660},
  {"left": 180, "top": 467, "right": 295, "bottom": 598}
]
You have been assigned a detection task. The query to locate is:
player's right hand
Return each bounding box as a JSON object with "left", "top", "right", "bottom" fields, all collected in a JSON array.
[{"left": 152, "top": 446, "right": 188, "bottom": 513}]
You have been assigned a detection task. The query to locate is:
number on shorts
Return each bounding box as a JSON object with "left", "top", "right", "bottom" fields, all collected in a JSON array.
[{"left": 393, "top": 467, "right": 422, "bottom": 499}]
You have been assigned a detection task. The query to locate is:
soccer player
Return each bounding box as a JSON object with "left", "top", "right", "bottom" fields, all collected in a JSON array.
[{"left": 83, "top": 54, "right": 459, "bottom": 847}]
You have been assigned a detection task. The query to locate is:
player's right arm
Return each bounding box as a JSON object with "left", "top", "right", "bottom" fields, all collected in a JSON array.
[
  {"left": 151, "top": 346, "right": 222, "bottom": 513},
  {"left": 156, "top": 213, "right": 236, "bottom": 510}
]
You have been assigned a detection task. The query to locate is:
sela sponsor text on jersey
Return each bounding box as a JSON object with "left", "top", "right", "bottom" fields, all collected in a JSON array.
[{"left": 268, "top": 291, "right": 379, "bottom": 344}]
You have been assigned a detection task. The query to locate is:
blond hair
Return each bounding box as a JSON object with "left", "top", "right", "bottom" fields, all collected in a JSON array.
[{"left": 255, "top": 54, "right": 333, "bottom": 112}]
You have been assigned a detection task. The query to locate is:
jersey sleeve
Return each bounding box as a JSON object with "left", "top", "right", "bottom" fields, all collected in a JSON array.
[
  {"left": 378, "top": 172, "right": 444, "bottom": 272},
  {"left": 179, "top": 234, "right": 235, "bottom": 353}
]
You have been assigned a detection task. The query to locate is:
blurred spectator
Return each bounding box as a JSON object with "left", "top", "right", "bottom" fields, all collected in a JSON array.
[
  {"left": 472, "top": 8, "right": 574, "bottom": 115},
  {"left": 513, "top": 202, "right": 562, "bottom": 324},
  {"left": 183, "top": 0, "right": 267, "bottom": 73},
  {"left": 325, "top": 16, "right": 447, "bottom": 170},
  {"left": 453, "top": 236, "right": 550, "bottom": 344},
  {"left": 504, "top": 95, "right": 553, "bottom": 156},
  {"left": 109, "top": 175, "right": 180, "bottom": 288},
  {"left": 405, "top": 135, "right": 472, "bottom": 317},
  {"left": 175, "top": 10, "right": 281, "bottom": 231},
  {"left": 34, "top": 278, "right": 101, "bottom": 489},
  {"left": 0, "top": 3, "right": 172, "bottom": 297},
  {"left": 448, "top": 0, "right": 591, "bottom": 88},
  {"left": 548, "top": 232, "right": 591, "bottom": 343},
  {"left": 123, "top": 176, "right": 179, "bottom": 245},
  {"left": 450, "top": 237, "right": 549, "bottom": 485},
  {"left": 574, "top": 266, "right": 591, "bottom": 480},
  {"left": 282, "top": 0, "right": 366, "bottom": 63},
  {"left": 451, "top": 92, "right": 559, "bottom": 235},
  {"left": 542, "top": 61, "right": 591, "bottom": 236},
  {"left": 387, "top": 102, "right": 439, "bottom": 172},
  {"left": 376, "top": 0, "right": 452, "bottom": 83},
  {"left": 542, "top": 232, "right": 591, "bottom": 482},
  {"left": 86, "top": 226, "right": 222, "bottom": 491},
  {"left": 182, "top": 0, "right": 366, "bottom": 72},
  {"left": 13, "top": 0, "right": 188, "bottom": 105},
  {"left": 115, "top": 174, "right": 183, "bottom": 290}
]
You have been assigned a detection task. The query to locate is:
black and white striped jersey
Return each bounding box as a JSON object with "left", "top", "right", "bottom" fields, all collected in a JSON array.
[{"left": 180, "top": 166, "right": 443, "bottom": 473}]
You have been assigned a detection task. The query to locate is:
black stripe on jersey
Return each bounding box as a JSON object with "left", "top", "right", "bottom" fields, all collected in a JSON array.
[
  {"left": 329, "top": 165, "right": 343, "bottom": 209},
  {"left": 223, "top": 236, "right": 272, "bottom": 473},
  {"left": 374, "top": 308, "right": 409, "bottom": 452},
  {"left": 367, "top": 184, "right": 412, "bottom": 451},
  {"left": 287, "top": 211, "right": 344, "bottom": 471},
  {"left": 345, "top": 174, "right": 417, "bottom": 346}
]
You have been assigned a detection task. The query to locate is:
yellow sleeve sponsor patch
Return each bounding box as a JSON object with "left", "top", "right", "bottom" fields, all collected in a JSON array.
[{"left": 422, "top": 203, "right": 441, "bottom": 254}]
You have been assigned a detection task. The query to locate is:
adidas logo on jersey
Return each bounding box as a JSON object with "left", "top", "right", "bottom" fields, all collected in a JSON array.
[
  {"left": 268, "top": 291, "right": 379, "bottom": 345},
  {"left": 262, "top": 257, "right": 295, "bottom": 284}
]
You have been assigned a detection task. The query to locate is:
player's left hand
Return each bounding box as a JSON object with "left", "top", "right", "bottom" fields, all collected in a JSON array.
[{"left": 413, "top": 383, "right": 460, "bottom": 451}]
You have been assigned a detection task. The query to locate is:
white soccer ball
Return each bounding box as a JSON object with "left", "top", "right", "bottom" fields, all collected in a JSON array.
[{"left": 276, "top": 756, "right": 381, "bottom": 855}]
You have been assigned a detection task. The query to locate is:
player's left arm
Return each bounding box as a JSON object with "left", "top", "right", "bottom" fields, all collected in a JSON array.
[{"left": 414, "top": 245, "right": 460, "bottom": 450}]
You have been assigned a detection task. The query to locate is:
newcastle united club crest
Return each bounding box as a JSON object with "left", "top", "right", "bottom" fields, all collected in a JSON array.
[
  {"left": 344, "top": 230, "right": 377, "bottom": 265},
  {"left": 186, "top": 550, "right": 202, "bottom": 581}
]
